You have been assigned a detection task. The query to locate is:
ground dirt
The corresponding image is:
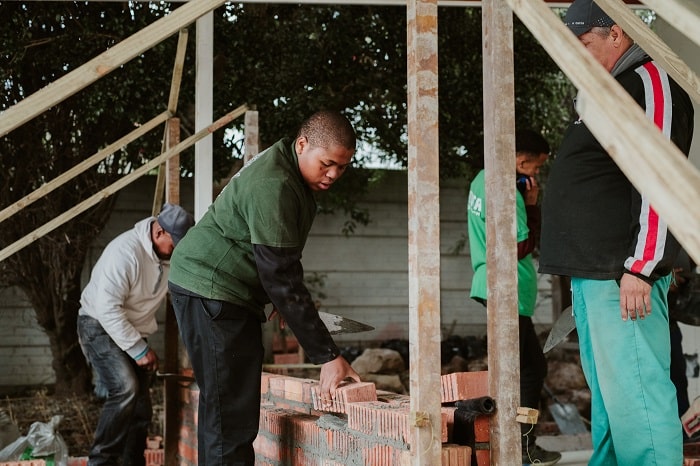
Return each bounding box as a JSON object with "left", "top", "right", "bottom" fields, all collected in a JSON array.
[{"left": 1, "top": 380, "right": 164, "bottom": 458}]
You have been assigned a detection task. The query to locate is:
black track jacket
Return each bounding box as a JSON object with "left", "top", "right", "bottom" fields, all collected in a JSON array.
[{"left": 539, "top": 57, "right": 694, "bottom": 282}]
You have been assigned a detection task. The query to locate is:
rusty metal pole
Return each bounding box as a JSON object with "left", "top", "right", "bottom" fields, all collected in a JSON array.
[
  {"left": 482, "top": 0, "right": 521, "bottom": 464},
  {"left": 407, "top": 0, "right": 442, "bottom": 463}
]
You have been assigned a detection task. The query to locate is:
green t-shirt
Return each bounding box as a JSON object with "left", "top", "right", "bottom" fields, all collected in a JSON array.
[
  {"left": 169, "top": 138, "right": 316, "bottom": 318},
  {"left": 466, "top": 169, "right": 538, "bottom": 317}
]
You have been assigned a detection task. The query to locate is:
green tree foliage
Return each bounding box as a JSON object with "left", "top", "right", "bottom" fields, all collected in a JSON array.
[
  {"left": 212, "top": 5, "right": 573, "bottom": 174},
  {"left": 0, "top": 1, "right": 573, "bottom": 394},
  {"left": 0, "top": 1, "right": 178, "bottom": 395}
]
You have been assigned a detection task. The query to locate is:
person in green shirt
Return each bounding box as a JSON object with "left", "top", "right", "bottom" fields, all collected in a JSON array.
[
  {"left": 467, "top": 129, "right": 560, "bottom": 466},
  {"left": 169, "top": 110, "right": 361, "bottom": 466}
]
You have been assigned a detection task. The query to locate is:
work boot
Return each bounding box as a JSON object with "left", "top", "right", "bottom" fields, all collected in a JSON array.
[{"left": 522, "top": 445, "right": 562, "bottom": 465}]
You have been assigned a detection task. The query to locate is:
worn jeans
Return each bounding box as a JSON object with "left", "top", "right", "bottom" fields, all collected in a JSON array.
[
  {"left": 169, "top": 283, "right": 264, "bottom": 466},
  {"left": 572, "top": 276, "right": 682, "bottom": 466},
  {"left": 77, "top": 315, "right": 152, "bottom": 466}
]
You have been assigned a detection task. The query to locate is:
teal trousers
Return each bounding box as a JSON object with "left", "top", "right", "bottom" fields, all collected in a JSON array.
[{"left": 571, "top": 276, "right": 682, "bottom": 466}]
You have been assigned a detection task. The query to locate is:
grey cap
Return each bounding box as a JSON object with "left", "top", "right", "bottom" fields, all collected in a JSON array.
[
  {"left": 564, "top": 0, "right": 615, "bottom": 36},
  {"left": 157, "top": 203, "right": 194, "bottom": 245}
]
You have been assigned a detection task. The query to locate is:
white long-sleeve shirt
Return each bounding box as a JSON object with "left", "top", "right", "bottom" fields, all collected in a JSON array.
[{"left": 79, "top": 217, "right": 168, "bottom": 359}]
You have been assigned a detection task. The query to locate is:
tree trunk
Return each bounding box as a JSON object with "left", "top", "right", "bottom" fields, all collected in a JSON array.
[
  {"left": 21, "top": 241, "right": 96, "bottom": 396},
  {"left": 47, "top": 301, "right": 92, "bottom": 397}
]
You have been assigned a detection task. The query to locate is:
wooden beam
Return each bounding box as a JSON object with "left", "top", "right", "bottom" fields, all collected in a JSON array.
[
  {"left": 244, "top": 110, "right": 260, "bottom": 163},
  {"left": 406, "top": 0, "right": 442, "bottom": 463},
  {"left": 482, "top": 1, "right": 521, "bottom": 464},
  {"left": 505, "top": 0, "right": 700, "bottom": 263},
  {"left": 166, "top": 118, "right": 182, "bottom": 205},
  {"left": 640, "top": 0, "right": 700, "bottom": 48},
  {"left": 596, "top": 0, "right": 700, "bottom": 104},
  {"left": 194, "top": 13, "right": 215, "bottom": 220},
  {"left": 153, "top": 28, "right": 190, "bottom": 214},
  {"left": 162, "top": 117, "right": 181, "bottom": 466},
  {"left": 0, "top": 111, "right": 170, "bottom": 224},
  {"left": 0, "top": 104, "right": 247, "bottom": 263},
  {"left": 168, "top": 29, "right": 189, "bottom": 115},
  {"left": 0, "top": 0, "right": 227, "bottom": 138}
]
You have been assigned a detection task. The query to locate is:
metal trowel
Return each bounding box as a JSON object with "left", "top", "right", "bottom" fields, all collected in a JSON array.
[
  {"left": 543, "top": 305, "right": 575, "bottom": 353},
  {"left": 319, "top": 311, "right": 374, "bottom": 335}
]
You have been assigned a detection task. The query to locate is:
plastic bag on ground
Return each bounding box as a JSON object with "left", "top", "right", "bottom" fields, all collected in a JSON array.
[{"left": 18, "top": 415, "right": 68, "bottom": 466}]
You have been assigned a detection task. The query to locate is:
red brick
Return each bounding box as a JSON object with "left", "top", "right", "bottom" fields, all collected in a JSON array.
[
  {"left": 443, "top": 406, "right": 457, "bottom": 442},
  {"left": 68, "top": 458, "right": 88, "bottom": 466},
  {"left": 442, "top": 444, "right": 472, "bottom": 465},
  {"left": 347, "top": 401, "right": 410, "bottom": 444},
  {"left": 269, "top": 374, "right": 287, "bottom": 398},
  {"left": 260, "top": 372, "right": 275, "bottom": 395},
  {"left": 473, "top": 416, "right": 490, "bottom": 443},
  {"left": 144, "top": 448, "right": 164, "bottom": 466},
  {"left": 253, "top": 434, "right": 288, "bottom": 462},
  {"left": 274, "top": 352, "right": 302, "bottom": 364},
  {"left": 312, "top": 381, "right": 377, "bottom": 413},
  {"left": 474, "top": 449, "right": 489, "bottom": 466},
  {"left": 272, "top": 334, "right": 299, "bottom": 352},
  {"left": 441, "top": 371, "right": 489, "bottom": 403},
  {"left": 284, "top": 377, "right": 316, "bottom": 403}
]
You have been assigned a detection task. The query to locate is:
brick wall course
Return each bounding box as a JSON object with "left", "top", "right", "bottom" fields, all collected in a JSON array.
[{"left": 177, "top": 370, "right": 488, "bottom": 465}]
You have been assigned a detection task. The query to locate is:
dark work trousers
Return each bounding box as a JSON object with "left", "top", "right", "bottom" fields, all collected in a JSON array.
[
  {"left": 519, "top": 315, "right": 548, "bottom": 450},
  {"left": 169, "top": 284, "right": 264, "bottom": 466},
  {"left": 77, "top": 315, "right": 153, "bottom": 466},
  {"left": 670, "top": 319, "right": 689, "bottom": 417},
  {"left": 479, "top": 302, "right": 547, "bottom": 451}
]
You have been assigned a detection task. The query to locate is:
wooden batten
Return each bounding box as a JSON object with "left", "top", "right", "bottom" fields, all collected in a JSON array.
[
  {"left": 596, "top": 0, "right": 700, "bottom": 104},
  {"left": 0, "top": 105, "right": 246, "bottom": 263},
  {"left": 0, "top": 0, "right": 226, "bottom": 138},
  {"left": 640, "top": 0, "right": 700, "bottom": 48}
]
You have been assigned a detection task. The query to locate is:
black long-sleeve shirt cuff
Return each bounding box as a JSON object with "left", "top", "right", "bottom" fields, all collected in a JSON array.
[{"left": 253, "top": 244, "right": 340, "bottom": 364}]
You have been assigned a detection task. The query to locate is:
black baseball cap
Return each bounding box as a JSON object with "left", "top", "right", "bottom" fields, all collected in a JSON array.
[{"left": 564, "top": 0, "right": 615, "bottom": 36}]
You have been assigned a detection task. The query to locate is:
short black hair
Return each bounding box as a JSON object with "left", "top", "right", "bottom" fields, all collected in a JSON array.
[
  {"left": 297, "top": 110, "right": 356, "bottom": 151},
  {"left": 515, "top": 129, "right": 550, "bottom": 157}
]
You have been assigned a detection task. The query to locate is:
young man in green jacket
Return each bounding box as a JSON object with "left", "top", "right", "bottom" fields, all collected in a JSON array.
[{"left": 169, "top": 110, "right": 360, "bottom": 465}]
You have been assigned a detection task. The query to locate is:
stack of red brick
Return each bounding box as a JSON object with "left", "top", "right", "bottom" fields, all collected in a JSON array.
[{"left": 177, "top": 370, "right": 491, "bottom": 465}]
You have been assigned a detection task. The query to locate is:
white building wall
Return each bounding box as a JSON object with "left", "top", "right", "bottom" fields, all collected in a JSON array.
[{"left": 0, "top": 171, "right": 556, "bottom": 386}]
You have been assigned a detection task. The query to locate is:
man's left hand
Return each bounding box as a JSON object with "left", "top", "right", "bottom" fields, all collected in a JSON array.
[{"left": 619, "top": 273, "right": 652, "bottom": 321}]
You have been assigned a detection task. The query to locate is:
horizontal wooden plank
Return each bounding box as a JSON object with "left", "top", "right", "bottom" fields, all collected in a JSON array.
[{"left": 0, "top": 0, "right": 227, "bottom": 137}]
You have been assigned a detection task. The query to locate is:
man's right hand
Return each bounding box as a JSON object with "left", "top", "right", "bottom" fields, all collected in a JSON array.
[
  {"left": 136, "top": 348, "right": 159, "bottom": 372},
  {"left": 523, "top": 176, "right": 540, "bottom": 206},
  {"left": 318, "top": 356, "right": 361, "bottom": 409}
]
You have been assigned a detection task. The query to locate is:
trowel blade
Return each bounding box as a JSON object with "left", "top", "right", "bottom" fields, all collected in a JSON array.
[
  {"left": 543, "top": 305, "right": 575, "bottom": 353},
  {"left": 319, "top": 311, "right": 375, "bottom": 335}
]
